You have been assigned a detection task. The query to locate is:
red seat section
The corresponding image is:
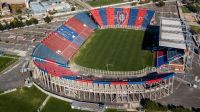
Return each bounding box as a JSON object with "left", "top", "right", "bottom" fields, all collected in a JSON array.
[
  {"left": 34, "top": 61, "right": 76, "bottom": 77},
  {"left": 157, "top": 50, "right": 165, "bottom": 57},
  {"left": 62, "top": 44, "right": 79, "bottom": 60},
  {"left": 111, "top": 82, "right": 128, "bottom": 85},
  {"left": 64, "top": 18, "right": 93, "bottom": 39},
  {"left": 146, "top": 78, "right": 162, "bottom": 84},
  {"left": 90, "top": 9, "right": 103, "bottom": 27},
  {"left": 122, "top": 8, "right": 130, "bottom": 27},
  {"left": 135, "top": 9, "right": 147, "bottom": 28},
  {"left": 106, "top": 7, "right": 115, "bottom": 26},
  {"left": 41, "top": 32, "right": 71, "bottom": 55}
]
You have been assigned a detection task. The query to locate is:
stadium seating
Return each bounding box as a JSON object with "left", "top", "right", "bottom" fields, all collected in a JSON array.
[
  {"left": 90, "top": 8, "right": 154, "bottom": 29},
  {"left": 156, "top": 50, "right": 168, "bottom": 67},
  {"left": 122, "top": 8, "right": 130, "bottom": 27},
  {"left": 135, "top": 9, "right": 147, "bottom": 28},
  {"left": 90, "top": 9, "right": 104, "bottom": 27},
  {"left": 61, "top": 72, "right": 175, "bottom": 85},
  {"left": 74, "top": 13, "right": 98, "bottom": 30},
  {"left": 167, "top": 48, "right": 184, "bottom": 61},
  {"left": 56, "top": 25, "right": 78, "bottom": 42},
  {"left": 128, "top": 8, "right": 138, "bottom": 27},
  {"left": 41, "top": 32, "right": 71, "bottom": 55},
  {"left": 64, "top": 17, "right": 93, "bottom": 39},
  {"left": 98, "top": 8, "right": 107, "bottom": 26},
  {"left": 114, "top": 8, "right": 123, "bottom": 25},
  {"left": 62, "top": 44, "right": 79, "bottom": 60},
  {"left": 106, "top": 7, "right": 115, "bottom": 26},
  {"left": 62, "top": 76, "right": 77, "bottom": 80},
  {"left": 34, "top": 60, "right": 76, "bottom": 77},
  {"left": 72, "top": 35, "right": 86, "bottom": 47},
  {"left": 142, "top": 10, "right": 155, "bottom": 29},
  {"left": 32, "top": 43, "right": 68, "bottom": 67}
]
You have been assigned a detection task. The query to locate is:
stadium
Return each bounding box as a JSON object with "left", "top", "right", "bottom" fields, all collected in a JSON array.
[{"left": 30, "top": 7, "right": 192, "bottom": 110}]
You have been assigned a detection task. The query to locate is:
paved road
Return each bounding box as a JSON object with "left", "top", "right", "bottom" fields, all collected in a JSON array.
[
  {"left": 158, "top": 79, "right": 200, "bottom": 108},
  {"left": 0, "top": 58, "right": 29, "bottom": 91}
]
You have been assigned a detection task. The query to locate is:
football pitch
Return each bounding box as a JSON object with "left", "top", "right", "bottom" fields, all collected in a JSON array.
[{"left": 74, "top": 29, "right": 154, "bottom": 71}]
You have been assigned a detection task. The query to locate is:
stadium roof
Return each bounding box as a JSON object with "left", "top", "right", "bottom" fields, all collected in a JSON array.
[{"left": 159, "top": 17, "right": 186, "bottom": 49}]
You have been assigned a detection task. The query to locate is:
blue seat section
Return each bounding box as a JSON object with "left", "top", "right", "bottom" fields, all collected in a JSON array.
[
  {"left": 74, "top": 13, "right": 98, "bottom": 30},
  {"left": 128, "top": 9, "right": 138, "bottom": 26},
  {"left": 157, "top": 56, "right": 167, "bottom": 67},
  {"left": 32, "top": 43, "right": 68, "bottom": 66},
  {"left": 114, "top": 8, "right": 123, "bottom": 25},
  {"left": 167, "top": 48, "right": 184, "bottom": 61},
  {"left": 62, "top": 76, "right": 77, "bottom": 80},
  {"left": 93, "top": 81, "right": 111, "bottom": 84},
  {"left": 128, "top": 81, "right": 145, "bottom": 84},
  {"left": 72, "top": 36, "right": 86, "bottom": 47},
  {"left": 56, "top": 25, "right": 78, "bottom": 42},
  {"left": 162, "top": 73, "right": 175, "bottom": 80},
  {"left": 98, "top": 8, "right": 107, "bottom": 25},
  {"left": 142, "top": 10, "right": 155, "bottom": 28}
]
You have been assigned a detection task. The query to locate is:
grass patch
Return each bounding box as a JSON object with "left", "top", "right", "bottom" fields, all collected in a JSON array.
[
  {"left": 105, "top": 109, "right": 126, "bottom": 112},
  {"left": 0, "top": 86, "right": 47, "bottom": 112},
  {"left": 181, "top": 6, "right": 191, "bottom": 13},
  {"left": 42, "top": 97, "right": 89, "bottom": 112},
  {"left": 0, "top": 55, "right": 18, "bottom": 73},
  {"left": 190, "top": 25, "right": 200, "bottom": 34},
  {"left": 87, "top": 0, "right": 124, "bottom": 7},
  {"left": 74, "top": 29, "right": 154, "bottom": 71}
]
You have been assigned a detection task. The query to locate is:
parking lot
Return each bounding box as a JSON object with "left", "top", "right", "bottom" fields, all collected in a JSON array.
[{"left": 139, "top": 1, "right": 179, "bottom": 25}]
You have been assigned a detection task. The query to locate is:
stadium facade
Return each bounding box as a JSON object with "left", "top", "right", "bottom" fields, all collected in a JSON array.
[{"left": 31, "top": 7, "right": 190, "bottom": 110}]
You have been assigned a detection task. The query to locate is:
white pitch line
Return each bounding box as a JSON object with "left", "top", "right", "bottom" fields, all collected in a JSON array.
[{"left": 2, "top": 59, "right": 23, "bottom": 75}]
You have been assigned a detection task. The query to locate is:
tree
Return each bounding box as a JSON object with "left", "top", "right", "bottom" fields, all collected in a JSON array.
[
  {"left": 0, "top": 23, "right": 4, "bottom": 31},
  {"left": 48, "top": 9, "right": 57, "bottom": 15},
  {"left": 25, "top": 20, "right": 32, "bottom": 26},
  {"left": 173, "top": 107, "right": 192, "bottom": 112},
  {"left": 71, "top": 6, "right": 76, "bottom": 11},
  {"left": 18, "top": 15, "right": 23, "bottom": 20},
  {"left": 9, "top": 18, "right": 24, "bottom": 28},
  {"left": 16, "top": 8, "right": 22, "bottom": 14},
  {"left": 156, "top": 0, "right": 165, "bottom": 7},
  {"left": 43, "top": 16, "right": 52, "bottom": 23},
  {"left": 3, "top": 20, "right": 11, "bottom": 30},
  {"left": 30, "top": 18, "right": 38, "bottom": 24}
]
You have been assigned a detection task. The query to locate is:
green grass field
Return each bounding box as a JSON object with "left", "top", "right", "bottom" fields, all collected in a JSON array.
[
  {"left": 190, "top": 25, "right": 200, "bottom": 34},
  {"left": 0, "top": 55, "right": 18, "bottom": 73},
  {"left": 74, "top": 29, "right": 154, "bottom": 71},
  {"left": 0, "top": 86, "right": 47, "bottom": 112},
  {"left": 87, "top": 0, "right": 124, "bottom": 7},
  {"left": 0, "top": 86, "right": 127, "bottom": 112},
  {"left": 42, "top": 97, "right": 89, "bottom": 112},
  {"left": 181, "top": 6, "right": 191, "bottom": 13}
]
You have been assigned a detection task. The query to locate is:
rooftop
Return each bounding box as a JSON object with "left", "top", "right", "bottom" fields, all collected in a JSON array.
[{"left": 159, "top": 17, "right": 186, "bottom": 49}]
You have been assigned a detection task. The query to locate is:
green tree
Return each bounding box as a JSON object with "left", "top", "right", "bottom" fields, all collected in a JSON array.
[
  {"left": 0, "top": 23, "right": 4, "bottom": 31},
  {"left": 18, "top": 15, "right": 23, "bottom": 20},
  {"left": 16, "top": 8, "right": 22, "bottom": 14},
  {"left": 25, "top": 20, "right": 32, "bottom": 26},
  {"left": 71, "top": 7, "right": 76, "bottom": 11},
  {"left": 3, "top": 20, "right": 11, "bottom": 30},
  {"left": 48, "top": 9, "right": 57, "bottom": 15},
  {"left": 9, "top": 18, "right": 24, "bottom": 28},
  {"left": 43, "top": 16, "right": 52, "bottom": 23},
  {"left": 156, "top": 0, "right": 165, "bottom": 7},
  {"left": 30, "top": 18, "right": 38, "bottom": 24},
  {"left": 173, "top": 107, "right": 192, "bottom": 112}
]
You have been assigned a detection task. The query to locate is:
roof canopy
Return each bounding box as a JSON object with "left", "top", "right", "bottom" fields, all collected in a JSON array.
[{"left": 159, "top": 17, "right": 186, "bottom": 49}]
